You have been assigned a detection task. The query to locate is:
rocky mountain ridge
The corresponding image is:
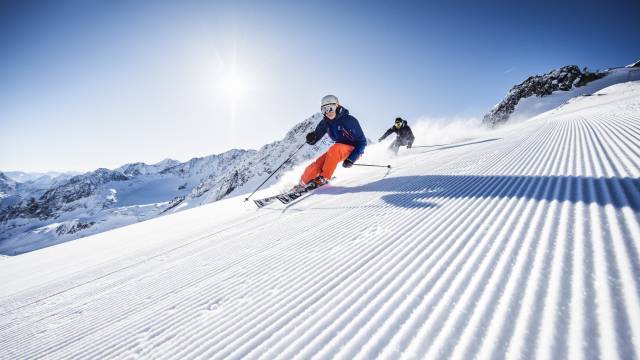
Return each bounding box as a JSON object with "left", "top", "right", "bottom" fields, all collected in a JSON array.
[{"left": 482, "top": 65, "right": 607, "bottom": 126}]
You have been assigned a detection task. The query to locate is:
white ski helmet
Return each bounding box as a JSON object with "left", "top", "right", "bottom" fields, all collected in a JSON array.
[
  {"left": 321, "top": 94, "right": 339, "bottom": 106},
  {"left": 321, "top": 94, "right": 339, "bottom": 114}
]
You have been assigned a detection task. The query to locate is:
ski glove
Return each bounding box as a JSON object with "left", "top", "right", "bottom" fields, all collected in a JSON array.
[
  {"left": 342, "top": 159, "right": 354, "bottom": 168},
  {"left": 306, "top": 132, "right": 318, "bottom": 145},
  {"left": 407, "top": 143, "right": 412, "bottom": 149},
  {"left": 378, "top": 137, "right": 384, "bottom": 142}
]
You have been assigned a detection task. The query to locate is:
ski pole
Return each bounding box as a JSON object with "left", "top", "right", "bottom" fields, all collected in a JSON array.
[
  {"left": 244, "top": 142, "right": 306, "bottom": 202},
  {"left": 409, "top": 144, "right": 446, "bottom": 148},
  {"left": 353, "top": 163, "right": 392, "bottom": 169}
]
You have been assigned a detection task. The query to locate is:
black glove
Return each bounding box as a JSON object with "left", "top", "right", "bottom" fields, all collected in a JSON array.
[
  {"left": 306, "top": 132, "right": 318, "bottom": 145},
  {"left": 407, "top": 143, "right": 412, "bottom": 149},
  {"left": 342, "top": 159, "right": 353, "bottom": 168},
  {"left": 378, "top": 137, "right": 384, "bottom": 142}
]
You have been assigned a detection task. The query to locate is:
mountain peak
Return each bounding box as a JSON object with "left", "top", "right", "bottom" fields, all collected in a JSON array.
[
  {"left": 627, "top": 59, "right": 640, "bottom": 68},
  {"left": 483, "top": 65, "right": 607, "bottom": 126}
]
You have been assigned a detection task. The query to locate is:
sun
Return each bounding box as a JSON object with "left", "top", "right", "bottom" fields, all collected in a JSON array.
[
  {"left": 212, "top": 50, "right": 255, "bottom": 130},
  {"left": 216, "top": 47, "right": 252, "bottom": 103},
  {"left": 209, "top": 41, "right": 259, "bottom": 131},
  {"left": 222, "top": 67, "right": 248, "bottom": 100}
]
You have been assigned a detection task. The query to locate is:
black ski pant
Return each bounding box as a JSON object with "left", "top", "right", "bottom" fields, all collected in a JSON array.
[{"left": 389, "top": 137, "right": 411, "bottom": 154}]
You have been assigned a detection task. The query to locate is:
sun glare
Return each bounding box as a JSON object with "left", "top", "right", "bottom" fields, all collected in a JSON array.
[
  {"left": 216, "top": 46, "right": 252, "bottom": 103},
  {"left": 212, "top": 45, "right": 256, "bottom": 133},
  {"left": 223, "top": 67, "right": 248, "bottom": 99}
]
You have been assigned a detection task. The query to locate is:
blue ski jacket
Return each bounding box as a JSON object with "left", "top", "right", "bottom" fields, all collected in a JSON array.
[{"left": 312, "top": 106, "right": 367, "bottom": 163}]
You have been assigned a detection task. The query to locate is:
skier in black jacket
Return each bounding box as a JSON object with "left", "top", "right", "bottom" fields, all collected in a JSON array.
[{"left": 379, "top": 117, "right": 415, "bottom": 154}]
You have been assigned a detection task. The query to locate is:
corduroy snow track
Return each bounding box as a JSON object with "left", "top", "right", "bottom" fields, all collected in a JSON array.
[{"left": 1, "top": 82, "right": 639, "bottom": 359}]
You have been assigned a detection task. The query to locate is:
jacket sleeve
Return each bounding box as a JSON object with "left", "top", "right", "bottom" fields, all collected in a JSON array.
[
  {"left": 347, "top": 117, "right": 368, "bottom": 163},
  {"left": 313, "top": 119, "right": 328, "bottom": 140},
  {"left": 379, "top": 127, "right": 394, "bottom": 140},
  {"left": 407, "top": 126, "right": 415, "bottom": 146}
]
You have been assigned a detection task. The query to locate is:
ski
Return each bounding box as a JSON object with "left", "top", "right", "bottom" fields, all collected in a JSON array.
[
  {"left": 275, "top": 184, "right": 319, "bottom": 204},
  {"left": 253, "top": 196, "right": 280, "bottom": 208},
  {"left": 253, "top": 180, "right": 329, "bottom": 208}
]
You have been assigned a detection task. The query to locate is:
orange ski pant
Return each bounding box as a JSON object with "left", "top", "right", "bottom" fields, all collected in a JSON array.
[{"left": 301, "top": 143, "right": 355, "bottom": 185}]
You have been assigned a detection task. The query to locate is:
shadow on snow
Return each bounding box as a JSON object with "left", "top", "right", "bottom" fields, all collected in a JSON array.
[{"left": 324, "top": 175, "right": 640, "bottom": 210}]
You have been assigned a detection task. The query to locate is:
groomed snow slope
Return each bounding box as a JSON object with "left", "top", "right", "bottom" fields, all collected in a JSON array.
[{"left": 1, "top": 82, "right": 639, "bottom": 359}]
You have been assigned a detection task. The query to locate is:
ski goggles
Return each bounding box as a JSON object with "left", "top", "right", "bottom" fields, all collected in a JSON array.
[
  {"left": 394, "top": 121, "right": 402, "bottom": 128},
  {"left": 321, "top": 103, "right": 338, "bottom": 115}
]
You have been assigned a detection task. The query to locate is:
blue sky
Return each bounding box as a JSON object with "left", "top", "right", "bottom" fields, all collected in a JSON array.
[{"left": 1, "top": 0, "right": 638, "bottom": 172}]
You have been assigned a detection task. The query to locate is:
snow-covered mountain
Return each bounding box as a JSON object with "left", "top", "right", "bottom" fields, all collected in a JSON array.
[
  {"left": 0, "top": 114, "right": 329, "bottom": 254},
  {"left": 166, "top": 113, "right": 331, "bottom": 211},
  {"left": 1, "top": 80, "right": 638, "bottom": 359},
  {"left": 115, "top": 158, "right": 181, "bottom": 177},
  {"left": 0, "top": 172, "right": 25, "bottom": 211},
  {"left": 483, "top": 61, "right": 640, "bottom": 126},
  {"left": 3, "top": 170, "right": 80, "bottom": 184},
  {"left": 0, "top": 172, "right": 19, "bottom": 196},
  {"left": 0, "top": 151, "right": 254, "bottom": 254}
]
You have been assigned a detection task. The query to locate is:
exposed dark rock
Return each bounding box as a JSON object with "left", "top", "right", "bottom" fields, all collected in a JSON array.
[
  {"left": 56, "top": 221, "right": 95, "bottom": 235},
  {"left": 483, "top": 65, "right": 607, "bottom": 127}
]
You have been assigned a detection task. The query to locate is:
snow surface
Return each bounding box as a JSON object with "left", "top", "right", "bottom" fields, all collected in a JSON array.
[{"left": 1, "top": 81, "right": 639, "bottom": 359}]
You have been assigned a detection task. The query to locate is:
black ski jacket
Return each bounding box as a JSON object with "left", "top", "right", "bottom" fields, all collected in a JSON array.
[{"left": 380, "top": 120, "right": 415, "bottom": 146}]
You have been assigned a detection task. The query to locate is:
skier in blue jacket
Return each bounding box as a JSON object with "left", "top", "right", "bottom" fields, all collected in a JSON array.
[{"left": 300, "top": 95, "right": 367, "bottom": 187}]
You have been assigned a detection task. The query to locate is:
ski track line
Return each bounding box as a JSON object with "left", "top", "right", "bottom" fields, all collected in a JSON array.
[
  {"left": 498, "top": 115, "right": 571, "bottom": 359},
  {"left": 543, "top": 117, "right": 582, "bottom": 359},
  {"left": 594, "top": 114, "right": 640, "bottom": 176},
  {"left": 569, "top": 117, "right": 596, "bottom": 359},
  {"left": 1, "top": 93, "right": 640, "bottom": 359}
]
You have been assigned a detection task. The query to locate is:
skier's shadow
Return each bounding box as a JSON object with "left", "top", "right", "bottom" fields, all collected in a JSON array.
[{"left": 324, "top": 175, "right": 640, "bottom": 210}]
